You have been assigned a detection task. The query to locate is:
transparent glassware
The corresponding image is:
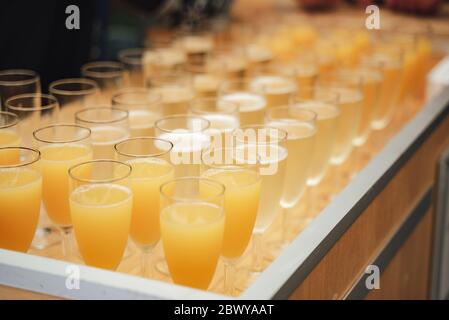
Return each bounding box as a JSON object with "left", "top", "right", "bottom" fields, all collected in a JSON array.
[
  {"left": 33, "top": 124, "right": 93, "bottom": 261},
  {"left": 114, "top": 137, "right": 174, "bottom": 278},
  {"left": 0, "top": 147, "right": 42, "bottom": 252},
  {"left": 118, "top": 48, "right": 145, "bottom": 87},
  {"left": 68, "top": 160, "right": 133, "bottom": 270},
  {"left": 75, "top": 107, "right": 130, "bottom": 160},
  {"left": 201, "top": 146, "right": 261, "bottom": 295},
  {"left": 49, "top": 78, "right": 100, "bottom": 121},
  {"left": 0, "top": 69, "right": 40, "bottom": 111},
  {"left": 0, "top": 111, "right": 21, "bottom": 154},
  {"left": 159, "top": 177, "right": 225, "bottom": 290},
  {"left": 111, "top": 88, "right": 162, "bottom": 137}
]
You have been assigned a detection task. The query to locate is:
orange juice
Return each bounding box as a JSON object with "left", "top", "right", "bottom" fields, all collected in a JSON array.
[
  {"left": 160, "top": 201, "right": 224, "bottom": 289},
  {"left": 40, "top": 144, "right": 93, "bottom": 226},
  {"left": 0, "top": 130, "right": 21, "bottom": 165},
  {"left": 202, "top": 168, "right": 261, "bottom": 258},
  {"left": 0, "top": 168, "right": 42, "bottom": 252},
  {"left": 70, "top": 183, "right": 132, "bottom": 270}
]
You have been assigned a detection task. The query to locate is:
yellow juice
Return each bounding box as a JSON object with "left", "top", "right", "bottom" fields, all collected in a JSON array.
[
  {"left": 250, "top": 76, "right": 296, "bottom": 108},
  {"left": 331, "top": 88, "right": 363, "bottom": 165},
  {"left": 0, "top": 168, "right": 42, "bottom": 252},
  {"left": 90, "top": 126, "right": 130, "bottom": 160},
  {"left": 39, "top": 144, "right": 93, "bottom": 226},
  {"left": 266, "top": 121, "right": 316, "bottom": 208},
  {"left": 297, "top": 101, "right": 339, "bottom": 185},
  {"left": 201, "top": 114, "right": 239, "bottom": 148},
  {"left": 156, "top": 87, "right": 195, "bottom": 115},
  {"left": 127, "top": 158, "right": 174, "bottom": 247},
  {"left": 354, "top": 73, "right": 382, "bottom": 146},
  {"left": 129, "top": 109, "right": 159, "bottom": 137},
  {"left": 219, "top": 93, "right": 266, "bottom": 126},
  {"left": 193, "top": 74, "right": 221, "bottom": 98},
  {"left": 0, "top": 130, "right": 22, "bottom": 165},
  {"left": 70, "top": 183, "right": 133, "bottom": 270},
  {"left": 160, "top": 202, "right": 224, "bottom": 289},
  {"left": 254, "top": 145, "right": 288, "bottom": 233},
  {"left": 202, "top": 168, "right": 261, "bottom": 258}
]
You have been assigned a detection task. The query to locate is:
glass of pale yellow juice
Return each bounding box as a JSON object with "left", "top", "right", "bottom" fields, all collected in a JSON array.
[
  {"left": 184, "top": 63, "right": 223, "bottom": 98},
  {"left": 0, "top": 69, "right": 40, "bottom": 111},
  {"left": 189, "top": 97, "right": 240, "bottom": 149},
  {"left": 6, "top": 93, "right": 60, "bottom": 250},
  {"left": 0, "top": 147, "right": 42, "bottom": 252},
  {"left": 118, "top": 48, "right": 145, "bottom": 87},
  {"left": 0, "top": 111, "right": 21, "bottom": 165},
  {"left": 33, "top": 124, "right": 93, "bottom": 260},
  {"left": 233, "top": 125, "right": 288, "bottom": 273},
  {"left": 75, "top": 107, "right": 130, "bottom": 160},
  {"left": 114, "top": 137, "right": 174, "bottom": 278},
  {"left": 155, "top": 114, "right": 211, "bottom": 178},
  {"left": 160, "top": 177, "right": 225, "bottom": 290},
  {"left": 146, "top": 73, "right": 195, "bottom": 115},
  {"left": 218, "top": 79, "right": 267, "bottom": 126},
  {"left": 49, "top": 78, "right": 100, "bottom": 122},
  {"left": 68, "top": 160, "right": 133, "bottom": 270},
  {"left": 143, "top": 47, "right": 187, "bottom": 81},
  {"left": 81, "top": 61, "right": 126, "bottom": 104},
  {"left": 112, "top": 88, "right": 162, "bottom": 137},
  {"left": 201, "top": 146, "right": 261, "bottom": 295},
  {"left": 206, "top": 49, "right": 248, "bottom": 81}
]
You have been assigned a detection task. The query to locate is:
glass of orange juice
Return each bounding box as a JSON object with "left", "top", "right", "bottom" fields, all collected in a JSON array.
[
  {"left": 201, "top": 146, "right": 261, "bottom": 295},
  {"left": 112, "top": 88, "right": 162, "bottom": 137},
  {"left": 114, "top": 137, "right": 174, "bottom": 277},
  {"left": 75, "top": 107, "right": 130, "bottom": 160},
  {"left": 0, "top": 147, "right": 42, "bottom": 252},
  {"left": 68, "top": 160, "right": 133, "bottom": 270},
  {"left": 33, "top": 124, "right": 93, "bottom": 260},
  {"left": 0, "top": 111, "right": 21, "bottom": 165},
  {"left": 159, "top": 177, "right": 225, "bottom": 290}
]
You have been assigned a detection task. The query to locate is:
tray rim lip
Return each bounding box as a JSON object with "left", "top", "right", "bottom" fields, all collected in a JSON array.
[{"left": 1, "top": 90, "right": 449, "bottom": 300}]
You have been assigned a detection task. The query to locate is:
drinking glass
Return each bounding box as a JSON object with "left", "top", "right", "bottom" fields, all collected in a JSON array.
[
  {"left": 175, "top": 33, "right": 214, "bottom": 66},
  {"left": 233, "top": 125, "right": 288, "bottom": 272},
  {"left": 184, "top": 63, "right": 223, "bottom": 98},
  {"left": 265, "top": 107, "right": 317, "bottom": 244},
  {"left": 75, "top": 107, "right": 130, "bottom": 160},
  {"left": 218, "top": 79, "right": 267, "bottom": 126},
  {"left": 160, "top": 177, "right": 225, "bottom": 290},
  {"left": 143, "top": 47, "right": 186, "bottom": 80},
  {"left": 201, "top": 146, "right": 261, "bottom": 295},
  {"left": 189, "top": 97, "right": 239, "bottom": 149},
  {"left": 206, "top": 49, "right": 248, "bottom": 80},
  {"left": 81, "top": 61, "right": 126, "bottom": 103},
  {"left": 0, "top": 147, "right": 42, "bottom": 252},
  {"left": 0, "top": 69, "right": 40, "bottom": 111},
  {"left": 114, "top": 137, "right": 174, "bottom": 277},
  {"left": 118, "top": 48, "right": 145, "bottom": 87},
  {"left": 0, "top": 111, "right": 21, "bottom": 164},
  {"left": 49, "top": 78, "right": 100, "bottom": 121},
  {"left": 33, "top": 124, "right": 93, "bottom": 260},
  {"left": 68, "top": 160, "right": 133, "bottom": 270},
  {"left": 146, "top": 73, "right": 194, "bottom": 115},
  {"left": 5, "top": 93, "right": 60, "bottom": 249},
  {"left": 154, "top": 114, "right": 210, "bottom": 178},
  {"left": 111, "top": 88, "right": 162, "bottom": 137}
]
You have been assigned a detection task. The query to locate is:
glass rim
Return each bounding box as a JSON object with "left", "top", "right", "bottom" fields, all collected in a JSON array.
[
  {"left": 75, "top": 106, "right": 129, "bottom": 124},
  {"left": 118, "top": 48, "right": 145, "bottom": 65},
  {"left": 111, "top": 88, "right": 162, "bottom": 106},
  {"left": 5, "top": 93, "right": 59, "bottom": 112},
  {"left": 0, "top": 111, "right": 20, "bottom": 129},
  {"left": 189, "top": 98, "right": 239, "bottom": 115},
  {"left": 265, "top": 105, "right": 318, "bottom": 123},
  {"left": 233, "top": 125, "right": 288, "bottom": 144},
  {"left": 160, "top": 176, "right": 226, "bottom": 203},
  {"left": 114, "top": 136, "right": 174, "bottom": 159},
  {"left": 0, "top": 69, "right": 39, "bottom": 86},
  {"left": 154, "top": 114, "right": 211, "bottom": 134},
  {"left": 0, "top": 146, "right": 41, "bottom": 169},
  {"left": 33, "top": 123, "right": 92, "bottom": 144},
  {"left": 68, "top": 159, "right": 132, "bottom": 184},
  {"left": 49, "top": 78, "right": 99, "bottom": 96},
  {"left": 81, "top": 61, "right": 125, "bottom": 79}
]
